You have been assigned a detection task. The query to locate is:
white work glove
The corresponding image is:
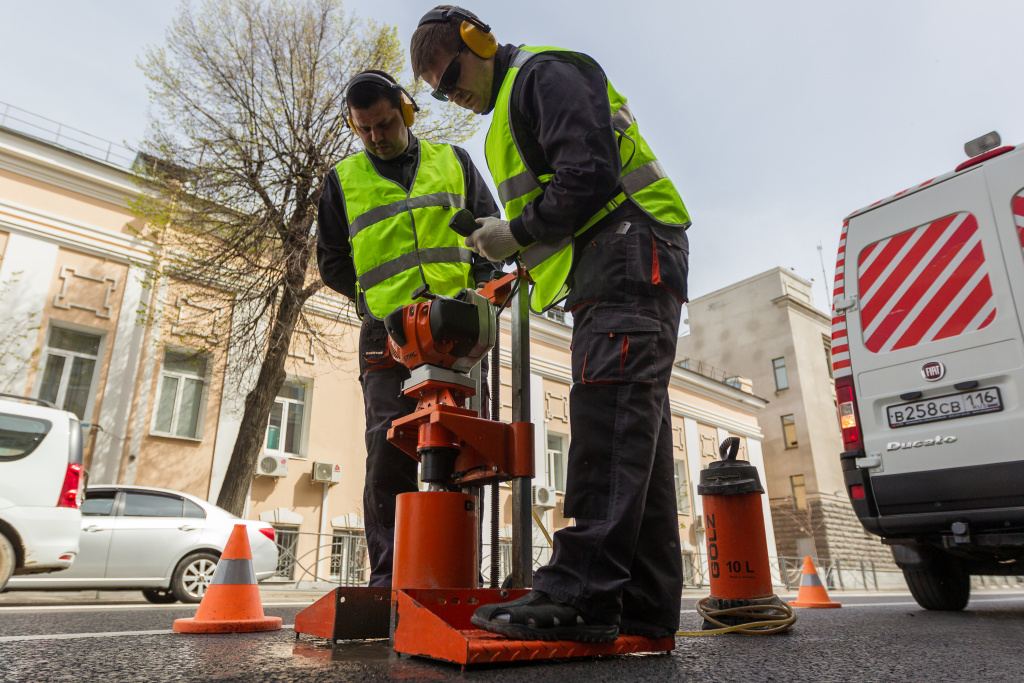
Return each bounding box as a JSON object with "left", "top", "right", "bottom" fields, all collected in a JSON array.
[{"left": 465, "top": 217, "right": 522, "bottom": 262}]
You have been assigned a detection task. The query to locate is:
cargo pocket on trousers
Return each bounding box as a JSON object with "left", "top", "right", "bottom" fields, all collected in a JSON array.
[
  {"left": 359, "top": 322, "right": 395, "bottom": 377},
  {"left": 566, "top": 230, "right": 644, "bottom": 307},
  {"left": 648, "top": 224, "right": 689, "bottom": 303},
  {"left": 577, "top": 315, "right": 660, "bottom": 385}
]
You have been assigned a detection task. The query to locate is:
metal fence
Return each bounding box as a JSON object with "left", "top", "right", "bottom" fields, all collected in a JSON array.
[
  {"left": 0, "top": 101, "right": 136, "bottom": 169},
  {"left": 265, "top": 528, "right": 914, "bottom": 593},
  {"left": 267, "top": 528, "right": 369, "bottom": 587}
]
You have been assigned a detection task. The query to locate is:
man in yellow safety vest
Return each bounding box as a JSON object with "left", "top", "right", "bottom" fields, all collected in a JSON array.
[
  {"left": 317, "top": 69, "right": 499, "bottom": 587},
  {"left": 411, "top": 7, "right": 691, "bottom": 642}
]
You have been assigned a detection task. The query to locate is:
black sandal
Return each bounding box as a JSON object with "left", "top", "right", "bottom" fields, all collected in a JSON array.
[{"left": 470, "top": 590, "right": 619, "bottom": 642}]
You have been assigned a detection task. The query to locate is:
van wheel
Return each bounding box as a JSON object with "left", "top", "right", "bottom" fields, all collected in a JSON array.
[
  {"left": 171, "top": 552, "right": 220, "bottom": 603},
  {"left": 904, "top": 558, "right": 970, "bottom": 611},
  {"left": 0, "top": 535, "right": 15, "bottom": 591},
  {"left": 141, "top": 588, "right": 178, "bottom": 604}
]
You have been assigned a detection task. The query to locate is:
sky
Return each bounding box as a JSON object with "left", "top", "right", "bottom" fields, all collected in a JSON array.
[{"left": 4, "top": 0, "right": 1024, "bottom": 315}]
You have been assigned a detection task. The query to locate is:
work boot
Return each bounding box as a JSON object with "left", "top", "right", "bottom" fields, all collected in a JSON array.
[{"left": 470, "top": 590, "right": 618, "bottom": 642}]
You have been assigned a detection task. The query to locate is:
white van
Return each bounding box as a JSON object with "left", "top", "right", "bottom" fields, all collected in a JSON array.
[
  {"left": 832, "top": 134, "right": 1024, "bottom": 610},
  {"left": 0, "top": 394, "right": 84, "bottom": 589}
]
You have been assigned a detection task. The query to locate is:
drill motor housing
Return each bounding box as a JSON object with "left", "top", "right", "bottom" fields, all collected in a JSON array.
[{"left": 384, "top": 288, "right": 496, "bottom": 374}]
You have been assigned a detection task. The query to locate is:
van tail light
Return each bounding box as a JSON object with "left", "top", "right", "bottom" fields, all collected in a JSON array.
[
  {"left": 849, "top": 484, "right": 866, "bottom": 500},
  {"left": 57, "top": 463, "right": 84, "bottom": 508},
  {"left": 259, "top": 527, "right": 275, "bottom": 543},
  {"left": 835, "top": 375, "right": 864, "bottom": 451}
]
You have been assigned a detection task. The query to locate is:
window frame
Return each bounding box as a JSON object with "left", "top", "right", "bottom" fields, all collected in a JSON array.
[
  {"left": 150, "top": 347, "right": 211, "bottom": 441},
  {"left": 772, "top": 357, "right": 789, "bottom": 391},
  {"left": 330, "top": 528, "right": 368, "bottom": 587},
  {"left": 673, "top": 458, "right": 691, "bottom": 515},
  {"left": 34, "top": 324, "right": 105, "bottom": 422},
  {"left": 545, "top": 431, "right": 568, "bottom": 492},
  {"left": 263, "top": 377, "right": 312, "bottom": 459},
  {"left": 781, "top": 413, "right": 798, "bottom": 449},
  {"left": 791, "top": 473, "right": 808, "bottom": 510}
]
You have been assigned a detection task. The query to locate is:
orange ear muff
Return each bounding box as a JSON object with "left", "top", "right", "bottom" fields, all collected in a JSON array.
[
  {"left": 459, "top": 20, "right": 497, "bottom": 58},
  {"left": 399, "top": 92, "right": 416, "bottom": 128}
]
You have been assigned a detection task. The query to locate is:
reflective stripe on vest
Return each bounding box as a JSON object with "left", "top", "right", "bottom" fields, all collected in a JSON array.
[
  {"left": 485, "top": 46, "right": 691, "bottom": 311},
  {"left": 335, "top": 140, "right": 473, "bottom": 319}
]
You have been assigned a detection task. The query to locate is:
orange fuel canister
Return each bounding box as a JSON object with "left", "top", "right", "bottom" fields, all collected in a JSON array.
[
  {"left": 392, "top": 491, "right": 479, "bottom": 590},
  {"left": 696, "top": 437, "right": 787, "bottom": 627}
]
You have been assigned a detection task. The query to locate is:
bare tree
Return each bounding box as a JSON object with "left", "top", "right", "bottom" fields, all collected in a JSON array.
[
  {"left": 0, "top": 257, "right": 41, "bottom": 394},
  {"left": 133, "top": 0, "right": 478, "bottom": 514}
]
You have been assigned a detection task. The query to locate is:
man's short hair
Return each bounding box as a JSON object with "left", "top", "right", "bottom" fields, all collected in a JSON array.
[
  {"left": 410, "top": 5, "right": 484, "bottom": 79},
  {"left": 346, "top": 70, "right": 401, "bottom": 112}
]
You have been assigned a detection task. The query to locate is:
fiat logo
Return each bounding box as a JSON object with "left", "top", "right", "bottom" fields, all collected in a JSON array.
[{"left": 922, "top": 361, "right": 945, "bottom": 381}]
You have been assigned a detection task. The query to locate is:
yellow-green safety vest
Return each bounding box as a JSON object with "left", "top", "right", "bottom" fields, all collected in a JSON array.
[
  {"left": 484, "top": 46, "right": 691, "bottom": 311},
  {"left": 335, "top": 140, "right": 475, "bottom": 319}
]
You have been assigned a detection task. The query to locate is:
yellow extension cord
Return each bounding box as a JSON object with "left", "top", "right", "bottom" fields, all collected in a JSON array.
[{"left": 675, "top": 597, "right": 798, "bottom": 636}]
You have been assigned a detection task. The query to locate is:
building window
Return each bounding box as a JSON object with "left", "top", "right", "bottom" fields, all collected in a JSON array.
[
  {"left": 681, "top": 551, "right": 698, "bottom": 587},
  {"left": 673, "top": 459, "right": 691, "bottom": 515},
  {"left": 791, "top": 474, "right": 808, "bottom": 510},
  {"left": 152, "top": 349, "right": 208, "bottom": 439},
  {"left": 273, "top": 525, "right": 299, "bottom": 579},
  {"left": 781, "top": 414, "right": 798, "bottom": 449},
  {"left": 546, "top": 432, "right": 567, "bottom": 492},
  {"left": 265, "top": 379, "right": 309, "bottom": 457},
  {"left": 36, "top": 327, "right": 102, "bottom": 420},
  {"left": 824, "top": 336, "right": 834, "bottom": 379},
  {"left": 330, "top": 529, "right": 368, "bottom": 587},
  {"left": 772, "top": 357, "right": 789, "bottom": 391}
]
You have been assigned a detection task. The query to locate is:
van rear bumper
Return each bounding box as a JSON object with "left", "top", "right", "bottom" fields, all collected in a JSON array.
[{"left": 844, "top": 461, "right": 1024, "bottom": 538}]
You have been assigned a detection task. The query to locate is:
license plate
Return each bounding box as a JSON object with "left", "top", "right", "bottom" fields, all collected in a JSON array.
[{"left": 887, "top": 388, "right": 1003, "bottom": 428}]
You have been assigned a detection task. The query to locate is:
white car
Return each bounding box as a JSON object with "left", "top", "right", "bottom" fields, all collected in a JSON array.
[
  {"left": 0, "top": 394, "right": 84, "bottom": 590},
  {"left": 6, "top": 485, "right": 279, "bottom": 603}
]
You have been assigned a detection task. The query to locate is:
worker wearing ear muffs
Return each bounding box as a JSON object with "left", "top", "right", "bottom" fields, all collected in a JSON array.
[
  {"left": 412, "top": 5, "right": 692, "bottom": 643},
  {"left": 316, "top": 69, "right": 499, "bottom": 588}
]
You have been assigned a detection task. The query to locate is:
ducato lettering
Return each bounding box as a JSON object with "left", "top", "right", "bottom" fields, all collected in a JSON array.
[{"left": 887, "top": 436, "right": 957, "bottom": 451}]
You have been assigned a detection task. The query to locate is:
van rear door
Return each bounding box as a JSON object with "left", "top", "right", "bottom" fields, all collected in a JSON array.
[{"left": 844, "top": 161, "right": 1024, "bottom": 521}]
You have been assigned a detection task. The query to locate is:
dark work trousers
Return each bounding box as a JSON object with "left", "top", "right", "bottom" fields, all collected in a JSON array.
[
  {"left": 358, "top": 317, "right": 418, "bottom": 588},
  {"left": 533, "top": 287, "right": 685, "bottom": 629}
]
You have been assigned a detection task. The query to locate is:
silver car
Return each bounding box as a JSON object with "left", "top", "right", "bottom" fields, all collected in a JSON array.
[{"left": 5, "top": 485, "right": 279, "bottom": 603}]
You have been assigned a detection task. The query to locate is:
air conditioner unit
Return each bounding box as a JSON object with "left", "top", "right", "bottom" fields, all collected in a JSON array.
[
  {"left": 311, "top": 461, "right": 342, "bottom": 485},
  {"left": 532, "top": 485, "right": 557, "bottom": 510},
  {"left": 257, "top": 455, "right": 288, "bottom": 477},
  {"left": 693, "top": 515, "right": 704, "bottom": 531}
]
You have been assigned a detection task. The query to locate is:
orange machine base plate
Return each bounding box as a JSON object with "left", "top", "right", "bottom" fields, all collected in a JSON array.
[{"left": 392, "top": 588, "right": 675, "bottom": 668}]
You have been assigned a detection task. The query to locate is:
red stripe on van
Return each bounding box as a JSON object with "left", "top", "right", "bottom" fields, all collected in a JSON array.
[
  {"left": 932, "top": 275, "right": 994, "bottom": 340},
  {"left": 858, "top": 229, "right": 915, "bottom": 294},
  {"left": 894, "top": 242, "right": 986, "bottom": 349},
  {"left": 862, "top": 215, "right": 976, "bottom": 340},
  {"left": 1014, "top": 193, "right": 1024, "bottom": 246},
  {"left": 860, "top": 215, "right": 961, "bottom": 331},
  {"left": 859, "top": 212, "right": 994, "bottom": 353}
]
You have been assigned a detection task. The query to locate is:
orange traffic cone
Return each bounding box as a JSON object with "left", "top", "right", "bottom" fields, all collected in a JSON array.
[
  {"left": 788, "top": 556, "right": 841, "bottom": 608},
  {"left": 173, "top": 524, "right": 282, "bottom": 633}
]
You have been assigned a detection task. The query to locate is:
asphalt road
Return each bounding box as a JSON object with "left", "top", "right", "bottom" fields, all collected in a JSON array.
[{"left": 1, "top": 589, "right": 1022, "bottom": 682}]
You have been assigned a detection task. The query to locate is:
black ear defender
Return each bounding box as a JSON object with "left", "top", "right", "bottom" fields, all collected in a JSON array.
[
  {"left": 417, "top": 7, "right": 498, "bottom": 59},
  {"left": 343, "top": 71, "right": 420, "bottom": 129}
]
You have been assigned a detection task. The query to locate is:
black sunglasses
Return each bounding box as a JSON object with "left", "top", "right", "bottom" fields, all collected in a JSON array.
[{"left": 431, "top": 44, "right": 465, "bottom": 102}]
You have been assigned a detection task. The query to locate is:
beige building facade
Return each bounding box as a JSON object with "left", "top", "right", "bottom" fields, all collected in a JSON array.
[
  {"left": 0, "top": 120, "right": 777, "bottom": 587},
  {"left": 676, "top": 268, "right": 894, "bottom": 567}
]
